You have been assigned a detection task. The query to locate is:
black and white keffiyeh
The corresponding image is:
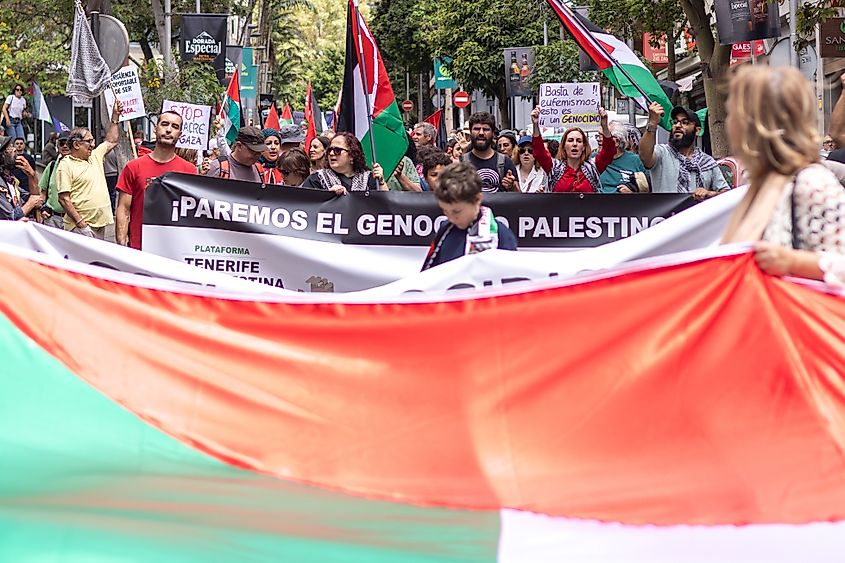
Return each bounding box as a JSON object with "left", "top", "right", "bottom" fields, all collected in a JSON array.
[
  {"left": 667, "top": 144, "right": 718, "bottom": 193},
  {"left": 66, "top": 0, "right": 112, "bottom": 105}
]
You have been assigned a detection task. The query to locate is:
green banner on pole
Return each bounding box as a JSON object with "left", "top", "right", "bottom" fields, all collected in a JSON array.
[
  {"left": 434, "top": 57, "right": 457, "bottom": 90},
  {"left": 240, "top": 47, "right": 258, "bottom": 95}
]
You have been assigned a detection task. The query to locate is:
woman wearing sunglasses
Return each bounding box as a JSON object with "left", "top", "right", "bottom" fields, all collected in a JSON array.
[
  {"left": 514, "top": 135, "right": 547, "bottom": 193},
  {"left": 2, "top": 84, "right": 27, "bottom": 139},
  {"left": 300, "top": 132, "right": 386, "bottom": 194}
]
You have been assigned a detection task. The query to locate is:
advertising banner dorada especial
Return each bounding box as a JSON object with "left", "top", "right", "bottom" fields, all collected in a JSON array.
[{"left": 143, "top": 173, "right": 697, "bottom": 292}]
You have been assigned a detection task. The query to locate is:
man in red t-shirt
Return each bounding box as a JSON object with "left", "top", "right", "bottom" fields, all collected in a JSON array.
[{"left": 116, "top": 111, "right": 196, "bottom": 249}]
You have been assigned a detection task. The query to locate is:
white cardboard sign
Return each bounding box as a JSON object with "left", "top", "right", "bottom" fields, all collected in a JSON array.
[
  {"left": 538, "top": 82, "right": 601, "bottom": 128},
  {"left": 104, "top": 65, "right": 146, "bottom": 122},
  {"left": 161, "top": 100, "right": 212, "bottom": 151}
]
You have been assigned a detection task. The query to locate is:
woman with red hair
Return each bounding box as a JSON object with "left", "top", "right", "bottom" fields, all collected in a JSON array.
[{"left": 529, "top": 105, "right": 615, "bottom": 193}]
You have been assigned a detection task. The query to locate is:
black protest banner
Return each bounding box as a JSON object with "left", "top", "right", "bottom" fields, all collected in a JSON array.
[
  {"left": 179, "top": 14, "right": 227, "bottom": 81},
  {"left": 146, "top": 173, "right": 696, "bottom": 249}
]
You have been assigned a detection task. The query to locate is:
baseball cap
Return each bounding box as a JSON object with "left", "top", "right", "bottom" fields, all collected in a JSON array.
[
  {"left": 670, "top": 106, "right": 701, "bottom": 128},
  {"left": 278, "top": 124, "right": 305, "bottom": 145},
  {"left": 517, "top": 135, "right": 533, "bottom": 146},
  {"left": 236, "top": 126, "right": 269, "bottom": 152},
  {"left": 57, "top": 131, "right": 71, "bottom": 141}
]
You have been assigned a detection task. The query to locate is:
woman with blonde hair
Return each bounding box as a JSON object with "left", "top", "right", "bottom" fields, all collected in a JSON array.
[{"left": 721, "top": 65, "right": 845, "bottom": 284}]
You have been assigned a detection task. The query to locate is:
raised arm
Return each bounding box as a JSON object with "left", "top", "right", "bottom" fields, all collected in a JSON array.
[
  {"left": 103, "top": 100, "right": 123, "bottom": 152},
  {"left": 640, "top": 102, "right": 663, "bottom": 169},
  {"left": 594, "top": 108, "right": 616, "bottom": 174},
  {"left": 530, "top": 106, "right": 553, "bottom": 173}
]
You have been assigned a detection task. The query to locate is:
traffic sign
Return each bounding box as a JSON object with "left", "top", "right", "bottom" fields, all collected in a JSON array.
[
  {"left": 453, "top": 91, "right": 470, "bottom": 108},
  {"left": 401, "top": 99, "right": 414, "bottom": 112}
]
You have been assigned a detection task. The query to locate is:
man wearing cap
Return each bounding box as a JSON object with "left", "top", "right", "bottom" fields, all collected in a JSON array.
[
  {"left": 640, "top": 103, "right": 728, "bottom": 200},
  {"left": 116, "top": 111, "right": 196, "bottom": 250},
  {"left": 38, "top": 131, "right": 72, "bottom": 228},
  {"left": 56, "top": 100, "right": 123, "bottom": 240},
  {"left": 277, "top": 124, "right": 305, "bottom": 156},
  {"left": 206, "top": 126, "right": 268, "bottom": 182}
]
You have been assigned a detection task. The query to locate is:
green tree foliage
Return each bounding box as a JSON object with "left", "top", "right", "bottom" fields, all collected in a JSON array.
[
  {"left": 269, "top": 0, "right": 349, "bottom": 111},
  {"left": 529, "top": 40, "right": 597, "bottom": 90},
  {"left": 138, "top": 60, "right": 222, "bottom": 115},
  {"left": 0, "top": 0, "right": 75, "bottom": 94}
]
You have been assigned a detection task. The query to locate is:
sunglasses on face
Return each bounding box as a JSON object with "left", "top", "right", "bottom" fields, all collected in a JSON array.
[
  {"left": 327, "top": 146, "right": 349, "bottom": 155},
  {"left": 518, "top": 146, "right": 533, "bottom": 154},
  {"left": 13, "top": 88, "right": 22, "bottom": 92},
  {"left": 57, "top": 140, "right": 68, "bottom": 146}
]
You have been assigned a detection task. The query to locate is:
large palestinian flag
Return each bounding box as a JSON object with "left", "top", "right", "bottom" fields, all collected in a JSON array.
[
  {"left": 546, "top": 0, "right": 674, "bottom": 130},
  {"left": 336, "top": 0, "right": 408, "bottom": 176},
  {"left": 3, "top": 245, "right": 845, "bottom": 560}
]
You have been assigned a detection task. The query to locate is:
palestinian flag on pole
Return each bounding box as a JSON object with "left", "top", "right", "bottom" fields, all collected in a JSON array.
[
  {"left": 304, "top": 82, "right": 324, "bottom": 151},
  {"left": 337, "top": 0, "right": 407, "bottom": 176},
  {"left": 546, "top": 0, "right": 673, "bottom": 130},
  {"left": 280, "top": 103, "right": 294, "bottom": 125},
  {"left": 264, "top": 103, "right": 281, "bottom": 130},
  {"left": 220, "top": 66, "right": 241, "bottom": 145},
  {"left": 3, "top": 243, "right": 845, "bottom": 560}
]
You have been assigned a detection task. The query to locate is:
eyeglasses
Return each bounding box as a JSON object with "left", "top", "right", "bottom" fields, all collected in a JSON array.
[
  {"left": 73, "top": 137, "right": 95, "bottom": 146},
  {"left": 518, "top": 147, "right": 533, "bottom": 154},
  {"left": 327, "top": 146, "right": 349, "bottom": 155},
  {"left": 672, "top": 119, "right": 693, "bottom": 127},
  {"left": 13, "top": 87, "right": 22, "bottom": 92}
]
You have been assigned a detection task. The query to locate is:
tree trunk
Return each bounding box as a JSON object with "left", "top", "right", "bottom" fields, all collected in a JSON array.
[
  {"left": 701, "top": 44, "right": 731, "bottom": 158},
  {"left": 680, "top": 0, "right": 731, "bottom": 157},
  {"left": 667, "top": 33, "right": 677, "bottom": 82},
  {"left": 150, "top": 0, "right": 167, "bottom": 58},
  {"left": 497, "top": 82, "right": 510, "bottom": 129}
]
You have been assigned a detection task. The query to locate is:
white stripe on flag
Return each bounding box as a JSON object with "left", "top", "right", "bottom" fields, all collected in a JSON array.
[{"left": 498, "top": 508, "right": 845, "bottom": 562}]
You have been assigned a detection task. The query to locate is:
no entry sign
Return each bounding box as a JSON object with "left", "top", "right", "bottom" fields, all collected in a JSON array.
[
  {"left": 453, "top": 91, "right": 470, "bottom": 108},
  {"left": 401, "top": 100, "right": 414, "bottom": 112}
]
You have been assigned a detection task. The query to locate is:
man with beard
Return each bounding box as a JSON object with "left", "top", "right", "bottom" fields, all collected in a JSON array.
[
  {"left": 640, "top": 104, "right": 728, "bottom": 200},
  {"left": 460, "top": 112, "right": 519, "bottom": 192},
  {"left": 0, "top": 135, "right": 42, "bottom": 220},
  {"left": 115, "top": 111, "right": 196, "bottom": 250}
]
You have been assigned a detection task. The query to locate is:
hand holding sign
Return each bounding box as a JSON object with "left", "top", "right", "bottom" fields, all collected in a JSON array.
[{"left": 104, "top": 65, "right": 145, "bottom": 122}]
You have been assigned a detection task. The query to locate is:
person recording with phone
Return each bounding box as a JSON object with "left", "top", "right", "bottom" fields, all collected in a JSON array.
[{"left": 0, "top": 135, "right": 43, "bottom": 220}]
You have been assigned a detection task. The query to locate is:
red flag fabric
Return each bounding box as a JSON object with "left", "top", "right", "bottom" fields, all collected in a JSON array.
[
  {"left": 264, "top": 104, "right": 281, "bottom": 131},
  {"left": 4, "top": 249, "right": 845, "bottom": 527},
  {"left": 423, "top": 109, "right": 442, "bottom": 140},
  {"left": 304, "top": 82, "right": 317, "bottom": 151},
  {"left": 281, "top": 103, "right": 294, "bottom": 125}
]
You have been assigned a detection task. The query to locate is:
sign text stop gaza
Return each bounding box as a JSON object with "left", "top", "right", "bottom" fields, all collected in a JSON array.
[
  {"left": 538, "top": 82, "right": 601, "bottom": 128},
  {"left": 162, "top": 100, "right": 212, "bottom": 151}
]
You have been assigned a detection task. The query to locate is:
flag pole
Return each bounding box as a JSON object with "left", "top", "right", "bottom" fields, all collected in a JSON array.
[
  {"left": 351, "top": 0, "right": 378, "bottom": 165},
  {"left": 554, "top": 1, "right": 653, "bottom": 107}
]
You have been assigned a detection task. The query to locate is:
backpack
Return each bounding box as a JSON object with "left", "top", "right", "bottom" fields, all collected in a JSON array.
[{"left": 217, "top": 156, "right": 265, "bottom": 181}]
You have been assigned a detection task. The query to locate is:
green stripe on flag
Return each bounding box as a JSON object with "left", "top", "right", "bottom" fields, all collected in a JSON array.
[
  {"left": 604, "top": 64, "right": 673, "bottom": 130},
  {"left": 365, "top": 101, "right": 408, "bottom": 177},
  {"left": 0, "top": 314, "right": 501, "bottom": 562}
]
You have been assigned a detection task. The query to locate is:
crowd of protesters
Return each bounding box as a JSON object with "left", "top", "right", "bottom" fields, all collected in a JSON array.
[{"left": 4, "top": 66, "right": 845, "bottom": 277}]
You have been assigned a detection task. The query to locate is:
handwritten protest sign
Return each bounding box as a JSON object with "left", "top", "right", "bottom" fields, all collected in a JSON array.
[
  {"left": 104, "top": 65, "right": 146, "bottom": 122},
  {"left": 161, "top": 100, "right": 212, "bottom": 151},
  {"left": 538, "top": 82, "right": 600, "bottom": 128}
]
